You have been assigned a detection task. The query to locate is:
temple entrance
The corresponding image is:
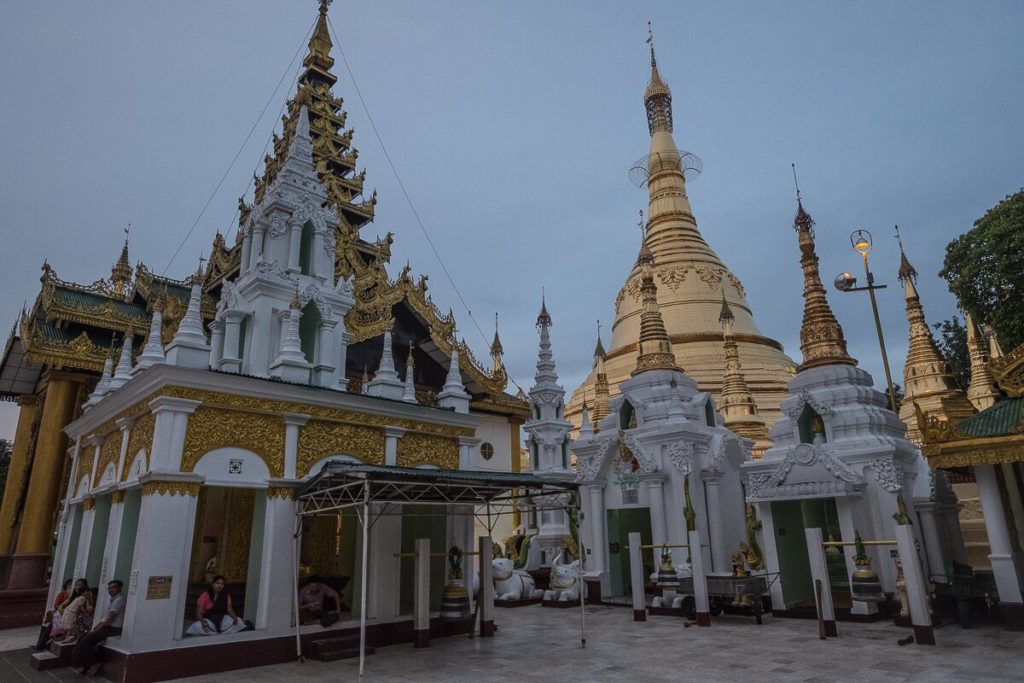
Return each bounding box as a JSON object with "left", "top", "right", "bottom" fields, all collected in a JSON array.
[
  {"left": 399, "top": 505, "right": 446, "bottom": 614},
  {"left": 607, "top": 507, "right": 652, "bottom": 597},
  {"left": 771, "top": 497, "right": 846, "bottom": 607},
  {"left": 186, "top": 487, "right": 264, "bottom": 628},
  {"left": 299, "top": 510, "right": 359, "bottom": 616}
]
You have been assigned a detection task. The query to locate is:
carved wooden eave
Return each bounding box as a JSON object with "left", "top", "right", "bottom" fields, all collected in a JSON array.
[{"left": 991, "top": 343, "right": 1024, "bottom": 398}]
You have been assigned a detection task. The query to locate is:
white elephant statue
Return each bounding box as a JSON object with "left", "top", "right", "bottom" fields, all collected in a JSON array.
[
  {"left": 492, "top": 558, "right": 542, "bottom": 600},
  {"left": 651, "top": 562, "right": 692, "bottom": 609},
  {"left": 543, "top": 551, "right": 581, "bottom": 602}
]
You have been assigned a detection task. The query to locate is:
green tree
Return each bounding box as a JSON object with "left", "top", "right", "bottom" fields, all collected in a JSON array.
[
  {"left": 941, "top": 188, "right": 1024, "bottom": 351},
  {"left": 933, "top": 316, "right": 970, "bottom": 390},
  {"left": 0, "top": 438, "right": 11, "bottom": 502}
]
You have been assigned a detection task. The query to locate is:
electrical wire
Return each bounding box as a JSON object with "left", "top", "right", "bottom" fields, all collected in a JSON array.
[{"left": 326, "top": 15, "right": 527, "bottom": 395}]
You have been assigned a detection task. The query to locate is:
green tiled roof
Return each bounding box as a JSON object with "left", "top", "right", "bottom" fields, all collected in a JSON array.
[
  {"left": 52, "top": 287, "right": 149, "bottom": 321},
  {"left": 956, "top": 398, "right": 1024, "bottom": 438}
]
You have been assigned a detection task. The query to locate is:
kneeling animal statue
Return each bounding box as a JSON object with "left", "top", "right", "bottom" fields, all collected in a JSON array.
[
  {"left": 543, "top": 550, "right": 581, "bottom": 602},
  {"left": 492, "top": 558, "right": 542, "bottom": 600}
]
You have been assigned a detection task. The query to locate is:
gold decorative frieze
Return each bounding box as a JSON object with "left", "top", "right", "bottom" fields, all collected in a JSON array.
[
  {"left": 181, "top": 407, "right": 285, "bottom": 477},
  {"left": 395, "top": 432, "right": 458, "bottom": 470},
  {"left": 297, "top": 420, "right": 385, "bottom": 476},
  {"left": 93, "top": 430, "right": 122, "bottom": 487},
  {"left": 82, "top": 497, "right": 96, "bottom": 511},
  {"left": 111, "top": 490, "right": 125, "bottom": 504},
  {"left": 141, "top": 481, "right": 202, "bottom": 497},
  {"left": 991, "top": 343, "right": 1024, "bottom": 398},
  {"left": 123, "top": 412, "right": 155, "bottom": 480},
  {"left": 267, "top": 486, "right": 295, "bottom": 500},
  {"left": 75, "top": 446, "right": 97, "bottom": 491}
]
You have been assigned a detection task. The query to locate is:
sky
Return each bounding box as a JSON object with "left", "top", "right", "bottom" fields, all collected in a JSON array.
[{"left": 1, "top": 1, "right": 1023, "bottom": 440}]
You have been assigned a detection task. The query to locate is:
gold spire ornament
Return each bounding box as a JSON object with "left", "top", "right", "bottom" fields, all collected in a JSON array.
[
  {"left": 302, "top": 0, "right": 337, "bottom": 85},
  {"left": 965, "top": 313, "right": 1001, "bottom": 410},
  {"left": 632, "top": 217, "right": 682, "bottom": 376},
  {"left": 110, "top": 224, "right": 133, "bottom": 297},
  {"left": 791, "top": 183, "right": 857, "bottom": 371},
  {"left": 644, "top": 22, "right": 672, "bottom": 135},
  {"left": 718, "top": 291, "right": 758, "bottom": 419}
]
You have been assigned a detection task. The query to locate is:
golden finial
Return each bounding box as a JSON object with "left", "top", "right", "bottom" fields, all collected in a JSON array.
[
  {"left": 291, "top": 283, "right": 302, "bottom": 309},
  {"left": 302, "top": 0, "right": 336, "bottom": 84},
  {"left": 644, "top": 23, "right": 672, "bottom": 135},
  {"left": 111, "top": 223, "right": 133, "bottom": 296}
]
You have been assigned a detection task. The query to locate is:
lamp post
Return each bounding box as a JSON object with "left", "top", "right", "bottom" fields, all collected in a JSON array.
[{"left": 833, "top": 230, "right": 899, "bottom": 413}]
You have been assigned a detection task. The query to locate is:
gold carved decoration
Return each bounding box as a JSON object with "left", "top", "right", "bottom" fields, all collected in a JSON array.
[
  {"left": 123, "top": 412, "right": 155, "bottom": 480},
  {"left": 267, "top": 486, "right": 295, "bottom": 500},
  {"left": 395, "top": 432, "right": 458, "bottom": 470},
  {"left": 221, "top": 488, "right": 255, "bottom": 583},
  {"left": 991, "top": 343, "right": 1024, "bottom": 398},
  {"left": 141, "top": 481, "right": 202, "bottom": 497},
  {"left": 93, "top": 431, "right": 122, "bottom": 487},
  {"left": 111, "top": 490, "right": 125, "bottom": 504},
  {"left": 181, "top": 407, "right": 285, "bottom": 477},
  {"left": 82, "top": 497, "right": 96, "bottom": 511},
  {"left": 297, "top": 420, "right": 384, "bottom": 476},
  {"left": 76, "top": 446, "right": 97, "bottom": 491}
]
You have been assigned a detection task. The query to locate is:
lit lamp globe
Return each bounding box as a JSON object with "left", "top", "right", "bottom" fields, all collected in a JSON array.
[{"left": 851, "top": 229, "right": 873, "bottom": 255}]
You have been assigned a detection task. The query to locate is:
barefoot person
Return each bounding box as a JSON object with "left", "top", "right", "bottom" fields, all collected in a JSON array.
[
  {"left": 72, "top": 580, "right": 125, "bottom": 677},
  {"left": 185, "top": 575, "right": 246, "bottom": 635},
  {"left": 298, "top": 575, "right": 340, "bottom": 626}
]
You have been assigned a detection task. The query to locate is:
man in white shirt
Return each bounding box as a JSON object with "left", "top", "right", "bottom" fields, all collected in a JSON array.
[{"left": 72, "top": 579, "right": 125, "bottom": 676}]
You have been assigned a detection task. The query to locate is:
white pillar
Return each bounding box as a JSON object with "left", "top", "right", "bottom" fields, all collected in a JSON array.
[
  {"left": 578, "top": 486, "right": 593, "bottom": 572},
  {"left": 413, "top": 537, "right": 431, "bottom": 647},
  {"left": 645, "top": 476, "right": 667, "bottom": 546},
  {"left": 703, "top": 476, "right": 727, "bottom": 573},
  {"left": 689, "top": 529, "right": 710, "bottom": 626},
  {"left": 755, "top": 501, "right": 785, "bottom": 611},
  {"left": 240, "top": 227, "right": 252, "bottom": 275},
  {"left": 805, "top": 527, "right": 837, "bottom": 637},
  {"left": 282, "top": 414, "right": 309, "bottom": 480},
  {"left": 256, "top": 488, "right": 296, "bottom": 630},
  {"left": 478, "top": 536, "right": 495, "bottom": 636},
  {"left": 221, "top": 315, "right": 242, "bottom": 373},
  {"left": 836, "top": 496, "right": 879, "bottom": 616},
  {"left": 627, "top": 531, "right": 646, "bottom": 621},
  {"left": 915, "top": 502, "right": 946, "bottom": 581},
  {"left": 120, "top": 475, "right": 201, "bottom": 651},
  {"left": 147, "top": 397, "right": 201, "bottom": 473},
  {"left": 209, "top": 320, "right": 225, "bottom": 369},
  {"left": 1001, "top": 463, "right": 1024, "bottom": 549},
  {"left": 975, "top": 464, "right": 1024, "bottom": 607},
  {"left": 73, "top": 501, "right": 96, "bottom": 582},
  {"left": 313, "top": 321, "right": 337, "bottom": 387},
  {"left": 287, "top": 220, "right": 302, "bottom": 273},
  {"left": 894, "top": 523, "right": 936, "bottom": 644},
  {"left": 587, "top": 484, "right": 606, "bottom": 576},
  {"left": 384, "top": 427, "right": 406, "bottom": 467}
]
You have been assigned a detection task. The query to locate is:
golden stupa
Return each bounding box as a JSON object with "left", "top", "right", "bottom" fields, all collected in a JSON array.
[{"left": 567, "top": 38, "right": 796, "bottom": 426}]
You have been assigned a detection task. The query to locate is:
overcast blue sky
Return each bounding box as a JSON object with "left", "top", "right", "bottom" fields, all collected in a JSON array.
[{"left": 2, "top": 1, "right": 1023, "bottom": 438}]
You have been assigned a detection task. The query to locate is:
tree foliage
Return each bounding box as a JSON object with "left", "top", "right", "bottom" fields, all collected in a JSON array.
[
  {"left": 933, "top": 316, "right": 970, "bottom": 390},
  {"left": 941, "top": 188, "right": 1024, "bottom": 352}
]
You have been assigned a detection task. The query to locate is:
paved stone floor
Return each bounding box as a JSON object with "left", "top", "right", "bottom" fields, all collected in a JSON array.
[{"left": 2, "top": 607, "right": 1023, "bottom": 681}]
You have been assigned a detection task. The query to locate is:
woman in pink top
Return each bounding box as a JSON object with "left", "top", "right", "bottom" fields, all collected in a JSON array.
[{"left": 185, "top": 576, "right": 246, "bottom": 636}]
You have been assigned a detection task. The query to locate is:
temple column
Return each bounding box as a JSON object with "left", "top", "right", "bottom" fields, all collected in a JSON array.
[
  {"left": 98, "top": 491, "right": 127, "bottom": 600},
  {"left": 384, "top": 427, "right": 406, "bottom": 467},
  {"left": 578, "top": 486, "right": 593, "bottom": 571},
  {"left": 643, "top": 474, "right": 667, "bottom": 546},
  {"left": 287, "top": 219, "right": 302, "bottom": 273},
  {"left": 9, "top": 371, "right": 87, "bottom": 589},
  {"left": 220, "top": 314, "right": 243, "bottom": 373},
  {"left": 209, "top": 320, "right": 225, "bottom": 369},
  {"left": 73, "top": 497, "right": 97, "bottom": 582},
  {"left": 975, "top": 464, "right": 1024, "bottom": 626},
  {"left": 1000, "top": 463, "right": 1024, "bottom": 549},
  {"left": 586, "top": 484, "right": 607, "bottom": 576},
  {"left": 282, "top": 413, "right": 309, "bottom": 479},
  {"left": 312, "top": 320, "right": 338, "bottom": 386},
  {"left": 147, "top": 396, "right": 201, "bottom": 474},
  {"left": 0, "top": 395, "right": 39, "bottom": 569},
  {"left": 703, "top": 474, "right": 727, "bottom": 573},
  {"left": 755, "top": 501, "right": 786, "bottom": 610},
  {"left": 240, "top": 227, "right": 252, "bottom": 274},
  {"left": 458, "top": 436, "right": 478, "bottom": 470},
  {"left": 915, "top": 502, "right": 946, "bottom": 581},
  {"left": 249, "top": 225, "right": 266, "bottom": 269},
  {"left": 256, "top": 486, "right": 297, "bottom": 631},
  {"left": 46, "top": 437, "right": 82, "bottom": 605},
  {"left": 120, "top": 475, "right": 202, "bottom": 651}
]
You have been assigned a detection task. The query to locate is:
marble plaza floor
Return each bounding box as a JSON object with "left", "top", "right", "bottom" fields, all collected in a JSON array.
[{"left": 2, "top": 606, "right": 1023, "bottom": 682}]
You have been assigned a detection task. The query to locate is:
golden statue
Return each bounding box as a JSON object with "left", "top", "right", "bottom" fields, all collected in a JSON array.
[{"left": 744, "top": 504, "right": 765, "bottom": 570}]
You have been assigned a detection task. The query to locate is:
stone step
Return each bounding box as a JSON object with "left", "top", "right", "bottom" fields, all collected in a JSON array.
[
  {"left": 30, "top": 650, "right": 63, "bottom": 671},
  {"left": 310, "top": 644, "right": 375, "bottom": 662}
]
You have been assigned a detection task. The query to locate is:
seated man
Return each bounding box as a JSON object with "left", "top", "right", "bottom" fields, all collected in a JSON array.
[
  {"left": 298, "top": 575, "right": 340, "bottom": 626},
  {"left": 71, "top": 579, "right": 125, "bottom": 677}
]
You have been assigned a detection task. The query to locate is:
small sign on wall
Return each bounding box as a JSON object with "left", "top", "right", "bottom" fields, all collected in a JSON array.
[{"left": 146, "top": 575, "right": 173, "bottom": 600}]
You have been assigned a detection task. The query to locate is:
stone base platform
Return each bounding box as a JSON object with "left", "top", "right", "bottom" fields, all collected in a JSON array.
[{"left": 494, "top": 597, "right": 542, "bottom": 608}]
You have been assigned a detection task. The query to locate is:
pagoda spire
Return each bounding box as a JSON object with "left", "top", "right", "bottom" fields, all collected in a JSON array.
[
  {"left": 366, "top": 326, "right": 405, "bottom": 400},
  {"left": 897, "top": 234, "right": 961, "bottom": 402},
  {"left": 718, "top": 291, "right": 758, "bottom": 420},
  {"left": 533, "top": 295, "right": 560, "bottom": 387},
  {"left": 632, "top": 238, "right": 682, "bottom": 376},
  {"left": 437, "top": 337, "right": 470, "bottom": 413},
  {"left": 592, "top": 321, "right": 610, "bottom": 423},
  {"left": 792, "top": 189, "right": 856, "bottom": 371},
  {"left": 644, "top": 22, "right": 673, "bottom": 136},
  {"left": 966, "top": 313, "right": 1001, "bottom": 410},
  {"left": 301, "top": 0, "right": 337, "bottom": 87},
  {"left": 110, "top": 226, "right": 132, "bottom": 297},
  {"left": 135, "top": 298, "right": 166, "bottom": 372},
  {"left": 401, "top": 346, "right": 417, "bottom": 403},
  {"left": 490, "top": 312, "right": 504, "bottom": 374}
]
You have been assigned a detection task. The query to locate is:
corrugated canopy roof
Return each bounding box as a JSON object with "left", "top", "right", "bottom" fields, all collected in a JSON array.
[{"left": 956, "top": 398, "right": 1024, "bottom": 439}]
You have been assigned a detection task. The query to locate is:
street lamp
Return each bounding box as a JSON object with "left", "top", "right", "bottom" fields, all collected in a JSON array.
[{"left": 833, "top": 229, "right": 899, "bottom": 413}]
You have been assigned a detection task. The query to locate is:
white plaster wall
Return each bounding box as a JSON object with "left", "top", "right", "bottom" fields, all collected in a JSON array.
[{"left": 193, "top": 447, "right": 271, "bottom": 487}]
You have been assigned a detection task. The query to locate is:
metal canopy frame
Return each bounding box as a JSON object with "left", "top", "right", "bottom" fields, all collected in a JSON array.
[{"left": 291, "top": 462, "right": 583, "bottom": 681}]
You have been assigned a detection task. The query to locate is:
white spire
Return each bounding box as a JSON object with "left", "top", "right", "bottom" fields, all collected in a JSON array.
[
  {"left": 108, "top": 334, "right": 134, "bottom": 390},
  {"left": 269, "top": 292, "right": 312, "bottom": 383},
  {"left": 165, "top": 272, "right": 212, "bottom": 368},
  {"left": 401, "top": 348, "right": 417, "bottom": 403},
  {"left": 579, "top": 402, "right": 594, "bottom": 438},
  {"left": 366, "top": 327, "right": 405, "bottom": 400},
  {"left": 135, "top": 301, "right": 166, "bottom": 371},
  {"left": 437, "top": 339, "right": 471, "bottom": 413},
  {"left": 84, "top": 357, "right": 114, "bottom": 408},
  {"left": 533, "top": 297, "right": 560, "bottom": 388}
]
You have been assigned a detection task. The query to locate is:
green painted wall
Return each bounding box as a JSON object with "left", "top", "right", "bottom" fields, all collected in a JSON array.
[
  {"left": 399, "top": 505, "right": 446, "bottom": 615},
  {"left": 607, "top": 507, "right": 652, "bottom": 596},
  {"left": 85, "top": 497, "right": 112, "bottom": 586}
]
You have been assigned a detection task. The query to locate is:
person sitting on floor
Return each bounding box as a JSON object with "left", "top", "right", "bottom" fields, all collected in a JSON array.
[
  {"left": 71, "top": 579, "right": 125, "bottom": 677},
  {"left": 50, "top": 578, "right": 88, "bottom": 642},
  {"left": 185, "top": 575, "right": 247, "bottom": 636},
  {"left": 298, "top": 575, "right": 341, "bottom": 626}
]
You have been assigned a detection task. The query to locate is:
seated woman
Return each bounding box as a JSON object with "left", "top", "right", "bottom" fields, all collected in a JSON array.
[
  {"left": 185, "top": 576, "right": 246, "bottom": 636},
  {"left": 60, "top": 588, "right": 96, "bottom": 645}
]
